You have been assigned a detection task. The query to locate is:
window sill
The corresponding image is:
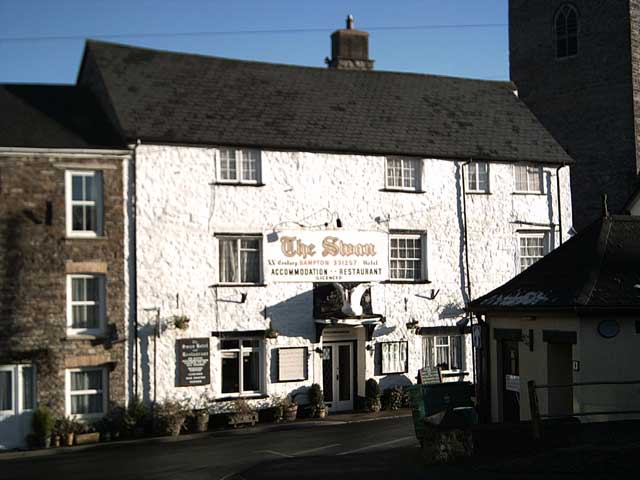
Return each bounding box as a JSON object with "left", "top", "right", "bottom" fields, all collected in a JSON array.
[
  {"left": 379, "top": 188, "right": 425, "bottom": 194},
  {"left": 512, "top": 192, "right": 545, "bottom": 196},
  {"left": 66, "top": 235, "right": 108, "bottom": 240},
  {"left": 382, "top": 279, "right": 432, "bottom": 285},
  {"left": 214, "top": 394, "right": 268, "bottom": 402},
  {"left": 466, "top": 191, "right": 491, "bottom": 195},
  {"left": 212, "top": 182, "right": 265, "bottom": 187},
  {"left": 65, "top": 333, "right": 105, "bottom": 340},
  {"left": 211, "top": 283, "right": 266, "bottom": 288}
]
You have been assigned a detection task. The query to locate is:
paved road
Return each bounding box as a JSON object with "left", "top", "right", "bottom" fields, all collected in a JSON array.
[{"left": 0, "top": 417, "right": 420, "bottom": 480}]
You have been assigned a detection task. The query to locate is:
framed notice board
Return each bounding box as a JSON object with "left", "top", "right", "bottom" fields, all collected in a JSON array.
[{"left": 176, "top": 338, "right": 210, "bottom": 387}]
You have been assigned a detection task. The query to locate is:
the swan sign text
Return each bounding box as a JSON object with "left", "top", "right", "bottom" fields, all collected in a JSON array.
[{"left": 264, "top": 230, "right": 389, "bottom": 283}]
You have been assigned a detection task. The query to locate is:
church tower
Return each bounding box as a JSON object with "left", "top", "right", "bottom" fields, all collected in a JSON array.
[{"left": 510, "top": 0, "right": 640, "bottom": 228}]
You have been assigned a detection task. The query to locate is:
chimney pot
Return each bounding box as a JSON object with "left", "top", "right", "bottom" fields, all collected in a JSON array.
[{"left": 347, "top": 14, "right": 354, "bottom": 29}]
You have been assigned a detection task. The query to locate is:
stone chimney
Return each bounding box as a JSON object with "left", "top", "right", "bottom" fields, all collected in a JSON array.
[{"left": 326, "top": 15, "right": 374, "bottom": 71}]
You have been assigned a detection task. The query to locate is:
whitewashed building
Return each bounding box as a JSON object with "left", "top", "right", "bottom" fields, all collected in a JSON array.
[{"left": 75, "top": 21, "right": 574, "bottom": 412}]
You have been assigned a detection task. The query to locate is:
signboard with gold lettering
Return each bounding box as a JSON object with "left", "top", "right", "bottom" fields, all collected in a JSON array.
[{"left": 264, "top": 230, "right": 388, "bottom": 283}]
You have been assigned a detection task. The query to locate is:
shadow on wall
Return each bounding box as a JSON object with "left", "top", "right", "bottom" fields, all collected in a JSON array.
[
  {"left": 379, "top": 374, "right": 413, "bottom": 390},
  {"left": 137, "top": 323, "right": 156, "bottom": 404},
  {"left": 0, "top": 215, "right": 25, "bottom": 356},
  {"left": 260, "top": 288, "right": 315, "bottom": 342}
]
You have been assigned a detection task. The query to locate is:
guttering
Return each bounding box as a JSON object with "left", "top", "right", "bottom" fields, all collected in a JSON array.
[
  {"left": 132, "top": 140, "right": 140, "bottom": 401},
  {"left": 461, "top": 160, "right": 472, "bottom": 301},
  {"left": 0, "top": 146, "right": 130, "bottom": 157}
]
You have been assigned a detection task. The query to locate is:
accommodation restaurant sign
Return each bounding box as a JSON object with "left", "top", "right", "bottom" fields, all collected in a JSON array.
[{"left": 264, "top": 230, "right": 388, "bottom": 283}]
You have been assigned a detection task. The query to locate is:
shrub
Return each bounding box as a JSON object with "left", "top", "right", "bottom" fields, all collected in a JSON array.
[
  {"left": 32, "top": 406, "right": 55, "bottom": 440},
  {"left": 154, "top": 398, "right": 190, "bottom": 436},
  {"left": 230, "top": 398, "right": 255, "bottom": 415},
  {"left": 308, "top": 383, "right": 327, "bottom": 417},
  {"left": 365, "top": 378, "right": 381, "bottom": 412},
  {"left": 381, "top": 386, "right": 403, "bottom": 411}
]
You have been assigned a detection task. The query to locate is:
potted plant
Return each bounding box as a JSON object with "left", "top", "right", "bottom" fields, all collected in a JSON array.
[
  {"left": 308, "top": 383, "right": 328, "bottom": 418},
  {"left": 190, "top": 392, "right": 211, "bottom": 433},
  {"left": 265, "top": 321, "right": 279, "bottom": 339},
  {"left": 127, "top": 396, "right": 149, "bottom": 437},
  {"left": 270, "top": 395, "right": 286, "bottom": 422},
  {"left": 228, "top": 399, "right": 259, "bottom": 427},
  {"left": 32, "top": 405, "right": 54, "bottom": 448},
  {"left": 171, "top": 314, "right": 190, "bottom": 330},
  {"left": 51, "top": 420, "right": 61, "bottom": 448},
  {"left": 365, "top": 378, "right": 381, "bottom": 412},
  {"left": 284, "top": 395, "right": 298, "bottom": 422},
  {"left": 382, "top": 386, "right": 403, "bottom": 411},
  {"left": 154, "top": 398, "right": 190, "bottom": 436}
]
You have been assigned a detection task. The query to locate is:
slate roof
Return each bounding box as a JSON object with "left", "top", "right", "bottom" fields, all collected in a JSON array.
[
  {"left": 468, "top": 215, "right": 640, "bottom": 312},
  {"left": 0, "top": 84, "right": 125, "bottom": 149},
  {"left": 79, "top": 40, "right": 573, "bottom": 164}
]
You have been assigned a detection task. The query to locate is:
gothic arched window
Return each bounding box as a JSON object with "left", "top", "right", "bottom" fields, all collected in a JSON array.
[{"left": 555, "top": 4, "right": 579, "bottom": 59}]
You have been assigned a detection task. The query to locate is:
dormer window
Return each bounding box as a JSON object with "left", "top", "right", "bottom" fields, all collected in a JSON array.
[
  {"left": 555, "top": 4, "right": 578, "bottom": 59},
  {"left": 217, "top": 148, "right": 261, "bottom": 184}
]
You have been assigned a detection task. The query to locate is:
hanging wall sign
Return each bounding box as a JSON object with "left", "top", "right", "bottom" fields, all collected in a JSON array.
[
  {"left": 263, "top": 230, "right": 388, "bottom": 283},
  {"left": 176, "top": 338, "right": 210, "bottom": 387}
]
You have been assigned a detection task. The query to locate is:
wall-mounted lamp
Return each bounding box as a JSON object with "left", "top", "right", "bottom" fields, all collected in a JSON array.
[
  {"left": 336, "top": 217, "right": 343, "bottom": 228},
  {"left": 365, "top": 344, "right": 374, "bottom": 352},
  {"left": 406, "top": 319, "right": 419, "bottom": 330},
  {"left": 315, "top": 347, "right": 324, "bottom": 354}
]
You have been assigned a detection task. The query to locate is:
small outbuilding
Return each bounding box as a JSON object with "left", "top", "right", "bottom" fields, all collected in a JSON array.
[{"left": 469, "top": 215, "right": 640, "bottom": 423}]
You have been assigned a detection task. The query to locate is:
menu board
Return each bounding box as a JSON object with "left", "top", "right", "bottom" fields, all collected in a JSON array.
[
  {"left": 277, "top": 347, "right": 307, "bottom": 382},
  {"left": 176, "top": 338, "right": 210, "bottom": 387}
]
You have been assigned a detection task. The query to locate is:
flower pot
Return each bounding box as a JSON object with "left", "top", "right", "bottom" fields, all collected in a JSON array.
[
  {"left": 41, "top": 436, "right": 51, "bottom": 449},
  {"left": 168, "top": 416, "right": 186, "bottom": 436},
  {"left": 75, "top": 432, "right": 100, "bottom": 445},
  {"left": 195, "top": 411, "right": 210, "bottom": 432},
  {"left": 64, "top": 432, "right": 75, "bottom": 446},
  {"left": 228, "top": 412, "right": 258, "bottom": 428},
  {"left": 317, "top": 406, "right": 328, "bottom": 419},
  {"left": 285, "top": 404, "right": 298, "bottom": 422},
  {"left": 53, "top": 435, "right": 61, "bottom": 448}
]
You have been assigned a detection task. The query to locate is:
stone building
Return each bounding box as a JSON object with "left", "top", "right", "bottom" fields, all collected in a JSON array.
[
  {"left": 0, "top": 85, "right": 130, "bottom": 448},
  {"left": 509, "top": 0, "right": 640, "bottom": 229},
  {"left": 72, "top": 21, "right": 573, "bottom": 414}
]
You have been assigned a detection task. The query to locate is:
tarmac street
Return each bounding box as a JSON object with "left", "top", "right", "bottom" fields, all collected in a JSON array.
[{"left": 0, "top": 416, "right": 420, "bottom": 480}]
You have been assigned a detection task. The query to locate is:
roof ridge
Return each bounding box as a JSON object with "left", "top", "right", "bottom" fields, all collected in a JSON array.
[
  {"left": 576, "top": 217, "right": 612, "bottom": 305},
  {"left": 85, "top": 39, "right": 514, "bottom": 86}
]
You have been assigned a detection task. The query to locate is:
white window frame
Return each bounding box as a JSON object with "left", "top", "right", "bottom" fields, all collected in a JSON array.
[
  {"left": 381, "top": 341, "right": 408, "bottom": 374},
  {"left": 66, "top": 274, "right": 106, "bottom": 336},
  {"left": 466, "top": 162, "right": 490, "bottom": 193},
  {"left": 217, "top": 235, "right": 262, "bottom": 285},
  {"left": 219, "top": 338, "right": 264, "bottom": 397},
  {"left": 65, "top": 367, "right": 108, "bottom": 420},
  {"left": 65, "top": 170, "right": 103, "bottom": 237},
  {"left": 389, "top": 233, "right": 427, "bottom": 281},
  {"left": 517, "top": 231, "right": 550, "bottom": 272},
  {"left": 423, "top": 335, "right": 464, "bottom": 373},
  {"left": 385, "top": 157, "right": 422, "bottom": 192},
  {"left": 0, "top": 364, "right": 36, "bottom": 414},
  {"left": 513, "top": 164, "right": 543, "bottom": 194},
  {"left": 216, "top": 148, "right": 261, "bottom": 184}
]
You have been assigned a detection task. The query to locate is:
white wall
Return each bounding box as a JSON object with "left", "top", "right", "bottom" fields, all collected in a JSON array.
[
  {"left": 132, "top": 145, "right": 573, "bottom": 409},
  {"left": 488, "top": 314, "right": 640, "bottom": 423}
]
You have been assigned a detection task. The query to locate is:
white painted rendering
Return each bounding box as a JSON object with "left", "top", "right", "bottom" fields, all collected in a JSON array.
[
  {"left": 131, "top": 145, "right": 572, "bottom": 411},
  {"left": 488, "top": 314, "right": 640, "bottom": 423}
]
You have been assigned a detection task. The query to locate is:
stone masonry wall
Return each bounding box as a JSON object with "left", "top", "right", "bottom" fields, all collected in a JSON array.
[
  {"left": 0, "top": 154, "right": 128, "bottom": 418},
  {"left": 133, "top": 145, "right": 572, "bottom": 411},
  {"left": 509, "top": 0, "right": 638, "bottom": 229}
]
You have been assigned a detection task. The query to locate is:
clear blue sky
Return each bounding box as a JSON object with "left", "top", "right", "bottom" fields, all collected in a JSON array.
[{"left": 0, "top": 0, "right": 509, "bottom": 84}]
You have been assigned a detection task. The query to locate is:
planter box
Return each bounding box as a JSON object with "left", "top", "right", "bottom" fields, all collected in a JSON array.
[
  {"left": 228, "top": 412, "right": 258, "bottom": 428},
  {"left": 75, "top": 432, "right": 100, "bottom": 445}
]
